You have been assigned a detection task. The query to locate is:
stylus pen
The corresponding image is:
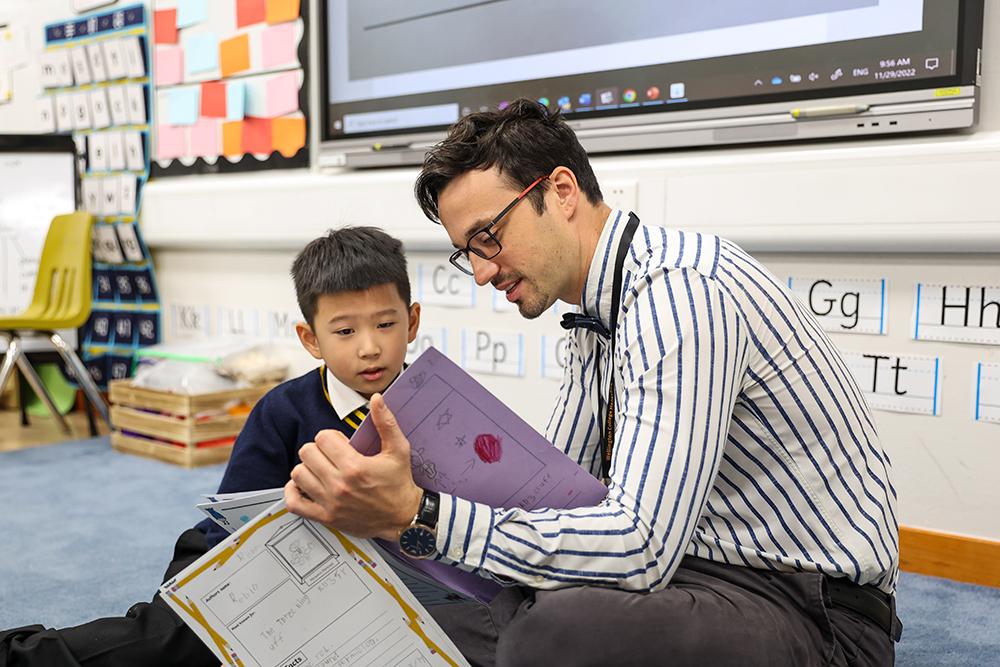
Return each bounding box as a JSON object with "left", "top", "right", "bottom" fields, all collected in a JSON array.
[{"left": 790, "top": 104, "right": 870, "bottom": 119}]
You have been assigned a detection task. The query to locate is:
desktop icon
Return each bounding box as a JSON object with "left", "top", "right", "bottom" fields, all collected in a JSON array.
[
  {"left": 789, "top": 73, "right": 802, "bottom": 83},
  {"left": 669, "top": 82, "right": 685, "bottom": 99},
  {"left": 597, "top": 88, "right": 617, "bottom": 105},
  {"left": 558, "top": 96, "right": 572, "bottom": 111},
  {"left": 538, "top": 97, "right": 550, "bottom": 108},
  {"left": 646, "top": 86, "right": 660, "bottom": 100},
  {"left": 753, "top": 79, "right": 764, "bottom": 86},
  {"left": 622, "top": 88, "right": 637, "bottom": 103},
  {"left": 497, "top": 100, "right": 510, "bottom": 111},
  {"left": 925, "top": 57, "right": 940, "bottom": 70},
  {"left": 808, "top": 72, "right": 820, "bottom": 81},
  {"left": 830, "top": 68, "right": 844, "bottom": 81},
  {"left": 770, "top": 76, "right": 783, "bottom": 85},
  {"left": 578, "top": 92, "right": 592, "bottom": 106}
]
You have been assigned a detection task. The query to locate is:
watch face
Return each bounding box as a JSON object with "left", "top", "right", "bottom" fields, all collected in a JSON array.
[{"left": 399, "top": 525, "right": 436, "bottom": 559}]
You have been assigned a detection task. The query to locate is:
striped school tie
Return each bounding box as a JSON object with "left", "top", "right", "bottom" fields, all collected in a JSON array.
[{"left": 342, "top": 405, "right": 370, "bottom": 433}]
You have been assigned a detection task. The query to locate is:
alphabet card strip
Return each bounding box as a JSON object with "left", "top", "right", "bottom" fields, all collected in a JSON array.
[
  {"left": 974, "top": 362, "right": 1000, "bottom": 425},
  {"left": 417, "top": 262, "right": 476, "bottom": 308},
  {"left": 787, "top": 276, "right": 886, "bottom": 335},
  {"left": 842, "top": 351, "right": 940, "bottom": 416},
  {"left": 407, "top": 327, "right": 448, "bottom": 363},
  {"left": 913, "top": 283, "right": 1000, "bottom": 345},
  {"left": 461, "top": 329, "right": 524, "bottom": 377}
]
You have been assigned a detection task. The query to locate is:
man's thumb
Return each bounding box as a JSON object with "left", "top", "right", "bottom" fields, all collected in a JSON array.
[{"left": 370, "top": 393, "right": 407, "bottom": 455}]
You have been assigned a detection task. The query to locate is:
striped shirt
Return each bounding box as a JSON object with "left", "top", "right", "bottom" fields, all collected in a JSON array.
[{"left": 435, "top": 209, "right": 899, "bottom": 594}]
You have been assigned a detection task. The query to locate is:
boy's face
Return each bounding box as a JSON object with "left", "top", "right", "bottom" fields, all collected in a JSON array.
[{"left": 296, "top": 283, "right": 420, "bottom": 399}]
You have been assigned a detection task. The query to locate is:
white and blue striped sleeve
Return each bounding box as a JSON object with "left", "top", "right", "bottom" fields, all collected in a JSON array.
[
  {"left": 433, "top": 266, "right": 749, "bottom": 591},
  {"left": 544, "top": 329, "right": 602, "bottom": 474}
]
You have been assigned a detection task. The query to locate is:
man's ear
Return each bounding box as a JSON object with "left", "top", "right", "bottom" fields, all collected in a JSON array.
[
  {"left": 295, "top": 321, "right": 323, "bottom": 360},
  {"left": 407, "top": 303, "right": 421, "bottom": 343},
  {"left": 549, "top": 166, "right": 580, "bottom": 221}
]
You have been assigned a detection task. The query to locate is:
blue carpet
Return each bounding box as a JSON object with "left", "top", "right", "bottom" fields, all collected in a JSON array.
[
  {"left": 1, "top": 438, "right": 999, "bottom": 666},
  {"left": 0, "top": 437, "right": 225, "bottom": 629}
]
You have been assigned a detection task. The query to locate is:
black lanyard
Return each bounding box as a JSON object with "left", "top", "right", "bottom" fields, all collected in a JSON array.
[{"left": 601, "top": 212, "right": 640, "bottom": 481}]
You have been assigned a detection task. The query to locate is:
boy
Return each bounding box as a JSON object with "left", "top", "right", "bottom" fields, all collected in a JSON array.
[{"left": 0, "top": 226, "right": 421, "bottom": 666}]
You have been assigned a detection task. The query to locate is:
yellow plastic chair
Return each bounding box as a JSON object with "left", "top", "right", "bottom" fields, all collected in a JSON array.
[{"left": 0, "top": 212, "right": 110, "bottom": 432}]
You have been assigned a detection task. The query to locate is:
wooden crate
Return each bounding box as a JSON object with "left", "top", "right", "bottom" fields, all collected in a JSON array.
[{"left": 108, "top": 380, "right": 274, "bottom": 467}]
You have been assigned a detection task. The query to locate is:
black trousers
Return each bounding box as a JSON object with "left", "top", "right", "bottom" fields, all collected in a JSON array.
[
  {"left": 430, "top": 555, "right": 897, "bottom": 667},
  {"left": 2, "top": 532, "right": 895, "bottom": 667}
]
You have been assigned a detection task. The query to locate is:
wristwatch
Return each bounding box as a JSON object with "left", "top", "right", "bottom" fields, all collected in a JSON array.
[{"left": 398, "top": 489, "right": 440, "bottom": 559}]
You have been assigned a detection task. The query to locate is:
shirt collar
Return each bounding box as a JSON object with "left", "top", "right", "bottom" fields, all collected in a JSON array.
[
  {"left": 324, "top": 366, "right": 368, "bottom": 417},
  {"left": 580, "top": 209, "right": 629, "bottom": 331}
]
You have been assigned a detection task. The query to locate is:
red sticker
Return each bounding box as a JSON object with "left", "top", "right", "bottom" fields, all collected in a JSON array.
[{"left": 474, "top": 434, "right": 502, "bottom": 463}]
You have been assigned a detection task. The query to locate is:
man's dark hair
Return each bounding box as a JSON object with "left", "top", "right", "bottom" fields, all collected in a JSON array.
[
  {"left": 414, "top": 98, "right": 603, "bottom": 222},
  {"left": 291, "top": 226, "right": 410, "bottom": 326}
]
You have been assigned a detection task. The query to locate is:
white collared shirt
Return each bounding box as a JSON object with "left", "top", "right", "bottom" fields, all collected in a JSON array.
[
  {"left": 325, "top": 367, "right": 368, "bottom": 418},
  {"left": 434, "top": 209, "right": 899, "bottom": 594}
]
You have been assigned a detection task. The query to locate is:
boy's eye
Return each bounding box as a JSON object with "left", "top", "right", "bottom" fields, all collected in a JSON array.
[
  {"left": 334, "top": 328, "right": 354, "bottom": 336},
  {"left": 377, "top": 321, "right": 396, "bottom": 329}
]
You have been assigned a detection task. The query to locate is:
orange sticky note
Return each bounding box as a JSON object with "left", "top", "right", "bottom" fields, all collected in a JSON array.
[
  {"left": 154, "top": 9, "right": 178, "bottom": 44},
  {"left": 236, "top": 0, "right": 266, "bottom": 27},
  {"left": 242, "top": 116, "right": 272, "bottom": 154},
  {"left": 272, "top": 116, "right": 305, "bottom": 157},
  {"left": 222, "top": 121, "right": 243, "bottom": 156},
  {"left": 265, "top": 0, "right": 300, "bottom": 24},
  {"left": 219, "top": 34, "right": 250, "bottom": 78},
  {"left": 200, "top": 81, "right": 227, "bottom": 117}
]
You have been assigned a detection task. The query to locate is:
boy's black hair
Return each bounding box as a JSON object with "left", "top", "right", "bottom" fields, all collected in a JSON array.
[
  {"left": 291, "top": 226, "right": 411, "bottom": 326},
  {"left": 414, "top": 98, "right": 603, "bottom": 223}
]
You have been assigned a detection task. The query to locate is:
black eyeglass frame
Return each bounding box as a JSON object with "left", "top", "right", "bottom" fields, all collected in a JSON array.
[{"left": 448, "top": 175, "right": 548, "bottom": 276}]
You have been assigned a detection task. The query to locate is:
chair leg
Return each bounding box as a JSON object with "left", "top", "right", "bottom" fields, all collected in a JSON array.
[
  {"left": 49, "top": 332, "right": 111, "bottom": 429},
  {"left": 0, "top": 333, "right": 19, "bottom": 399},
  {"left": 14, "top": 350, "right": 72, "bottom": 434}
]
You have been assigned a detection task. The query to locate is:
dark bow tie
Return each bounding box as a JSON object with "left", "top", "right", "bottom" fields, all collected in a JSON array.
[{"left": 560, "top": 312, "right": 611, "bottom": 339}]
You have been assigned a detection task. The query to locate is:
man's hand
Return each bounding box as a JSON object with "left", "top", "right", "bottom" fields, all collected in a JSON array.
[{"left": 285, "top": 393, "right": 423, "bottom": 541}]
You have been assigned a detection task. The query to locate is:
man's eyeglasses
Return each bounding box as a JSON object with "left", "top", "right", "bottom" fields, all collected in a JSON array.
[{"left": 449, "top": 176, "right": 548, "bottom": 276}]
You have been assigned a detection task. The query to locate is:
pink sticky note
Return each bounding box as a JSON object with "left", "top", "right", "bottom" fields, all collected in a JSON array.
[
  {"left": 261, "top": 23, "right": 296, "bottom": 68},
  {"left": 265, "top": 71, "right": 299, "bottom": 117},
  {"left": 155, "top": 46, "right": 184, "bottom": 86},
  {"left": 156, "top": 124, "right": 187, "bottom": 160},
  {"left": 189, "top": 118, "right": 220, "bottom": 157}
]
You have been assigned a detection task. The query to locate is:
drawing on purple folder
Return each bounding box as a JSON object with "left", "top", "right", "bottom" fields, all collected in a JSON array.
[{"left": 473, "top": 433, "right": 502, "bottom": 463}]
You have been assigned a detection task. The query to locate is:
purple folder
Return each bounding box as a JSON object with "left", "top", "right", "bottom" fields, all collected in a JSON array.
[{"left": 351, "top": 347, "right": 608, "bottom": 604}]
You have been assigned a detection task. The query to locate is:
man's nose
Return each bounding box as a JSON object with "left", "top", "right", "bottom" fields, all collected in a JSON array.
[{"left": 470, "top": 254, "right": 499, "bottom": 287}]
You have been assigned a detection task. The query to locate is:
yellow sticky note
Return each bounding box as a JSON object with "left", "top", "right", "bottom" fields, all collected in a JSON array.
[
  {"left": 272, "top": 116, "right": 306, "bottom": 157},
  {"left": 222, "top": 120, "right": 243, "bottom": 156},
  {"left": 934, "top": 87, "right": 961, "bottom": 98},
  {"left": 266, "top": 0, "right": 300, "bottom": 24},
  {"left": 219, "top": 34, "right": 250, "bottom": 78}
]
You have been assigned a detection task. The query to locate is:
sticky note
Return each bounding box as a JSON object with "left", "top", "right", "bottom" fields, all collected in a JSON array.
[
  {"left": 156, "top": 124, "right": 187, "bottom": 160},
  {"left": 236, "top": 0, "right": 266, "bottom": 28},
  {"left": 266, "top": 0, "right": 300, "bottom": 25},
  {"left": 244, "top": 78, "right": 267, "bottom": 116},
  {"left": 265, "top": 71, "right": 299, "bottom": 117},
  {"left": 222, "top": 120, "right": 243, "bottom": 155},
  {"left": 154, "top": 9, "right": 178, "bottom": 45},
  {"left": 200, "top": 81, "right": 227, "bottom": 117},
  {"left": 190, "top": 118, "right": 220, "bottom": 156},
  {"left": 242, "top": 116, "right": 272, "bottom": 154},
  {"left": 272, "top": 116, "right": 305, "bottom": 157},
  {"left": 261, "top": 23, "right": 296, "bottom": 68},
  {"left": 167, "top": 87, "right": 200, "bottom": 125},
  {"left": 176, "top": 0, "right": 208, "bottom": 28},
  {"left": 185, "top": 32, "right": 219, "bottom": 75},
  {"left": 155, "top": 45, "right": 184, "bottom": 86},
  {"left": 225, "top": 80, "right": 245, "bottom": 121},
  {"left": 219, "top": 34, "right": 250, "bottom": 77}
]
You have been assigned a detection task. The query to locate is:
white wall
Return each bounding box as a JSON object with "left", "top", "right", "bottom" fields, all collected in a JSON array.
[{"left": 4, "top": 0, "right": 999, "bottom": 541}]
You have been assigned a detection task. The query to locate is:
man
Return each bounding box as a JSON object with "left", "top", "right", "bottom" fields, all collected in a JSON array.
[{"left": 287, "top": 99, "right": 901, "bottom": 666}]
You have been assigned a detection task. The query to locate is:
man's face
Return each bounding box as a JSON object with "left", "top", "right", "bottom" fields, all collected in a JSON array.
[
  {"left": 297, "top": 283, "right": 420, "bottom": 398},
  {"left": 438, "top": 168, "right": 571, "bottom": 319}
]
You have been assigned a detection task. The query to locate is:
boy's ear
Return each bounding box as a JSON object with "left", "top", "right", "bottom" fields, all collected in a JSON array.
[
  {"left": 295, "top": 321, "right": 323, "bottom": 360},
  {"left": 407, "top": 303, "right": 421, "bottom": 344}
]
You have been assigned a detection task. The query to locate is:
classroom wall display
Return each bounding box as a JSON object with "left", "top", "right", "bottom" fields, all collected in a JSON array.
[
  {"left": 39, "top": 4, "right": 162, "bottom": 388},
  {"left": 150, "top": 0, "right": 308, "bottom": 176}
]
